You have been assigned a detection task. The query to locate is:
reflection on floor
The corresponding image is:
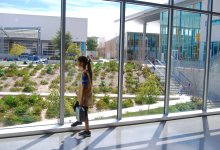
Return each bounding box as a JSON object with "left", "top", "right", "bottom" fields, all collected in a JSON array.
[{"left": 1, "top": 115, "right": 220, "bottom": 150}]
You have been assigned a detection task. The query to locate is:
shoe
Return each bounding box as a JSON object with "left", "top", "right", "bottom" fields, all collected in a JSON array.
[
  {"left": 71, "top": 121, "right": 82, "bottom": 127},
  {"left": 78, "top": 130, "right": 91, "bottom": 137}
]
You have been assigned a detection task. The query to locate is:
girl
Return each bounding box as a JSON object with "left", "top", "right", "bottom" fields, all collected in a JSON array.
[{"left": 71, "top": 56, "right": 93, "bottom": 137}]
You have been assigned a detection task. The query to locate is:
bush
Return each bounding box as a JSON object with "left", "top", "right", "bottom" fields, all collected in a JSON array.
[
  {"left": 0, "top": 69, "right": 5, "bottom": 77},
  {"left": 1, "top": 76, "right": 7, "bottom": 80},
  {"left": 109, "top": 99, "right": 117, "bottom": 110},
  {"left": 122, "top": 99, "right": 133, "bottom": 108},
  {"left": 64, "top": 97, "right": 74, "bottom": 117},
  {"left": 40, "top": 80, "right": 48, "bottom": 85},
  {"left": 14, "top": 80, "right": 24, "bottom": 87},
  {"left": 4, "top": 83, "right": 9, "bottom": 88},
  {"left": 46, "top": 65, "right": 54, "bottom": 74},
  {"left": 23, "top": 84, "right": 36, "bottom": 92},
  {"left": 102, "top": 95, "right": 110, "bottom": 104},
  {"left": 17, "top": 68, "right": 29, "bottom": 77},
  {"left": 14, "top": 105, "right": 28, "bottom": 116},
  {"left": 3, "top": 96, "right": 19, "bottom": 107},
  {"left": 10, "top": 87, "right": 22, "bottom": 92},
  {"left": 32, "top": 106, "right": 43, "bottom": 116},
  {"left": 49, "top": 83, "right": 59, "bottom": 89},
  {"left": 18, "top": 114, "right": 39, "bottom": 124},
  {"left": 40, "top": 69, "right": 46, "bottom": 76},
  {"left": 0, "top": 99, "right": 8, "bottom": 113},
  {"left": 3, "top": 112, "right": 19, "bottom": 126},
  {"left": 28, "top": 63, "right": 34, "bottom": 68},
  {"left": 30, "top": 70, "right": 36, "bottom": 76},
  {"left": 54, "top": 64, "right": 60, "bottom": 70},
  {"left": 0, "top": 86, "right": 3, "bottom": 91},
  {"left": 35, "top": 64, "right": 44, "bottom": 70},
  {"left": 96, "top": 99, "right": 108, "bottom": 111},
  {"left": 22, "top": 74, "right": 30, "bottom": 83}
]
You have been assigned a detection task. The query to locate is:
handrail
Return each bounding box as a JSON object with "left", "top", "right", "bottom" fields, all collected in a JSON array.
[
  {"left": 155, "top": 59, "right": 165, "bottom": 67},
  {"left": 146, "top": 58, "right": 165, "bottom": 77}
]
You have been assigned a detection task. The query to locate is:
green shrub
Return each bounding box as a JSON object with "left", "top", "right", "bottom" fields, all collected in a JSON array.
[
  {"left": 54, "top": 64, "right": 60, "bottom": 70},
  {"left": 46, "top": 90, "right": 60, "bottom": 118},
  {"left": 0, "top": 69, "right": 5, "bottom": 77},
  {"left": 30, "top": 69, "right": 37, "bottom": 76},
  {"left": 40, "top": 69, "right": 46, "bottom": 76},
  {"left": 109, "top": 99, "right": 117, "bottom": 110},
  {"left": 10, "top": 87, "right": 22, "bottom": 92},
  {"left": 134, "top": 97, "right": 143, "bottom": 105},
  {"left": 23, "top": 84, "right": 36, "bottom": 92},
  {"left": 40, "top": 80, "right": 48, "bottom": 85},
  {"left": 3, "top": 96, "right": 19, "bottom": 107},
  {"left": 96, "top": 99, "right": 108, "bottom": 111},
  {"left": 122, "top": 99, "right": 133, "bottom": 108},
  {"left": 3, "top": 112, "right": 19, "bottom": 126},
  {"left": 28, "top": 63, "right": 34, "bottom": 68},
  {"left": 17, "top": 68, "right": 29, "bottom": 77},
  {"left": 35, "top": 64, "right": 44, "bottom": 70},
  {"left": 32, "top": 106, "right": 43, "bottom": 116},
  {"left": 1, "top": 76, "right": 7, "bottom": 80},
  {"left": 18, "top": 114, "right": 39, "bottom": 124},
  {"left": 102, "top": 95, "right": 110, "bottom": 104},
  {"left": 64, "top": 97, "right": 74, "bottom": 117},
  {"left": 22, "top": 74, "right": 30, "bottom": 83},
  {"left": 0, "top": 99, "right": 8, "bottom": 113},
  {"left": 49, "top": 83, "right": 59, "bottom": 89},
  {"left": 14, "top": 105, "right": 28, "bottom": 116},
  {"left": 46, "top": 65, "right": 54, "bottom": 74},
  {"left": 14, "top": 80, "right": 24, "bottom": 87}
]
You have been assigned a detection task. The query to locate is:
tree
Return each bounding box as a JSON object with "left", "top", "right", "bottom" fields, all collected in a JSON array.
[
  {"left": 87, "top": 37, "right": 98, "bottom": 51},
  {"left": 135, "top": 74, "right": 160, "bottom": 109},
  {"left": 10, "top": 43, "right": 26, "bottom": 65},
  {"left": 52, "top": 30, "right": 72, "bottom": 50},
  {"left": 66, "top": 43, "right": 80, "bottom": 60}
]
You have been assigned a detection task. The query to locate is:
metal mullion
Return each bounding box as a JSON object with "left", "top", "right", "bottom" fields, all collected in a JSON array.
[
  {"left": 164, "top": 0, "right": 174, "bottom": 115},
  {"left": 203, "top": 0, "right": 213, "bottom": 112},
  {"left": 117, "top": 0, "right": 125, "bottom": 120},
  {"left": 59, "top": 0, "right": 66, "bottom": 125}
]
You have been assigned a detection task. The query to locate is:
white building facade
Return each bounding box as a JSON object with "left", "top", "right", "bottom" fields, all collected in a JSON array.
[{"left": 0, "top": 13, "right": 88, "bottom": 57}]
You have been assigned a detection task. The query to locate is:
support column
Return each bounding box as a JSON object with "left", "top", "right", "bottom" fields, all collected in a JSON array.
[
  {"left": 142, "top": 22, "right": 147, "bottom": 61},
  {"left": 203, "top": 0, "right": 213, "bottom": 112},
  {"left": 59, "top": 0, "right": 66, "bottom": 125},
  {"left": 117, "top": 0, "right": 125, "bottom": 121},
  {"left": 37, "top": 27, "right": 41, "bottom": 56},
  {"left": 164, "top": 0, "right": 174, "bottom": 115}
]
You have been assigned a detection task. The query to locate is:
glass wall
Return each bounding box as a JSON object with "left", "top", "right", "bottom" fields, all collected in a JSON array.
[
  {"left": 208, "top": 15, "right": 220, "bottom": 109},
  {"left": 122, "top": 4, "right": 168, "bottom": 118},
  {"left": 0, "top": 1, "right": 60, "bottom": 128},
  {"left": 64, "top": 0, "right": 119, "bottom": 123},
  {"left": 168, "top": 10, "right": 207, "bottom": 113},
  {"left": 0, "top": 0, "right": 220, "bottom": 132},
  {"left": 174, "top": 0, "right": 206, "bottom": 11}
]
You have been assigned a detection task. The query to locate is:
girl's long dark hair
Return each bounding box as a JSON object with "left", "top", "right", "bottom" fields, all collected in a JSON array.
[{"left": 78, "top": 56, "right": 92, "bottom": 83}]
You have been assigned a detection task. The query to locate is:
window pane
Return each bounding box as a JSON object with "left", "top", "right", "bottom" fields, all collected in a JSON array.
[
  {"left": 64, "top": 0, "right": 119, "bottom": 123},
  {"left": 169, "top": 10, "right": 207, "bottom": 113},
  {"left": 174, "top": 0, "right": 207, "bottom": 11},
  {"left": 213, "top": 0, "right": 220, "bottom": 13},
  {"left": 122, "top": 4, "right": 168, "bottom": 118},
  {"left": 208, "top": 15, "right": 220, "bottom": 109},
  {"left": 133, "top": 0, "right": 168, "bottom": 4},
  {"left": 0, "top": 1, "right": 60, "bottom": 128}
]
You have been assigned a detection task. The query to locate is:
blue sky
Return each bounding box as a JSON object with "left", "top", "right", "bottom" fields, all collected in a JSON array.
[{"left": 0, "top": 0, "right": 163, "bottom": 39}]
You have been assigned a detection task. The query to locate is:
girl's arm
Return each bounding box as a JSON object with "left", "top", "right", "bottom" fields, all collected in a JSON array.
[{"left": 80, "top": 72, "right": 89, "bottom": 106}]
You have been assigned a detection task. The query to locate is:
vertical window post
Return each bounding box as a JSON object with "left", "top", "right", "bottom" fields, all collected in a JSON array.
[
  {"left": 60, "top": 0, "right": 66, "bottom": 125},
  {"left": 164, "top": 0, "right": 174, "bottom": 115},
  {"left": 203, "top": 0, "right": 213, "bottom": 112},
  {"left": 117, "top": 0, "right": 125, "bottom": 121}
]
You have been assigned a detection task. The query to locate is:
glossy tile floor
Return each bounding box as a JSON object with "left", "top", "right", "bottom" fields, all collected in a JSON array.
[{"left": 1, "top": 115, "right": 220, "bottom": 150}]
